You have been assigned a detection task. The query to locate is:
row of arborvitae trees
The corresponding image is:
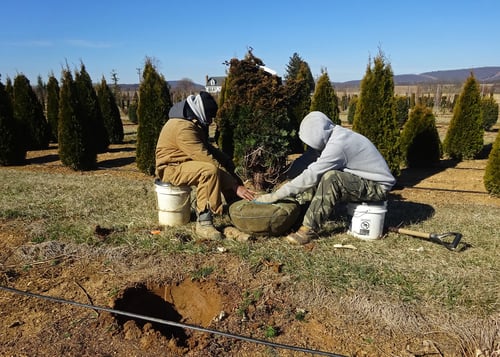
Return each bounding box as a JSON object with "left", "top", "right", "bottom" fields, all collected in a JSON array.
[
  {"left": 132, "top": 50, "right": 344, "bottom": 189},
  {"left": 339, "top": 51, "right": 498, "bottom": 196},
  {"left": 349, "top": 92, "right": 498, "bottom": 132},
  {"left": 66, "top": 53, "right": 500, "bottom": 195},
  {"left": 0, "top": 63, "right": 123, "bottom": 169},
  {"left": 2, "top": 52, "right": 499, "bottom": 195},
  {"left": 0, "top": 74, "right": 51, "bottom": 165}
]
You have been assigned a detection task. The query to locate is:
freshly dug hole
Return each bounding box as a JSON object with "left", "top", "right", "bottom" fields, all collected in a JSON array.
[{"left": 112, "top": 279, "right": 223, "bottom": 346}]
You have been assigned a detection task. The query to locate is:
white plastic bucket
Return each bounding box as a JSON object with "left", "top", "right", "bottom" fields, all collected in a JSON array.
[
  {"left": 347, "top": 201, "right": 387, "bottom": 240},
  {"left": 154, "top": 182, "right": 191, "bottom": 226}
]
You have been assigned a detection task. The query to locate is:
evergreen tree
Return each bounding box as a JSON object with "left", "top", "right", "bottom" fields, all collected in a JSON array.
[
  {"left": 394, "top": 95, "right": 410, "bottom": 128},
  {"left": 127, "top": 92, "right": 138, "bottom": 124},
  {"left": 75, "top": 63, "right": 109, "bottom": 153},
  {"left": 136, "top": 57, "right": 172, "bottom": 176},
  {"left": 353, "top": 51, "right": 400, "bottom": 176},
  {"left": 481, "top": 95, "right": 498, "bottom": 131},
  {"left": 400, "top": 104, "right": 441, "bottom": 168},
  {"left": 58, "top": 68, "right": 97, "bottom": 170},
  {"left": 347, "top": 95, "right": 358, "bottom": 124},
  {"left": 339, "top": 93, "right": 349, "bottom": 112},
  {"left": 284, "top": 54, "right": 314, "bottom": 153},
  {"left": 35, "top": 75, "right": 47, "bottom": 110},
  {"left": 12, "top": 74, "right": 50, "bottom": 150},
  {"left": 214, "top": 76, "right": 228, "bottom": 145},
  {"left": 310, "top": 70, "right": 340, "bottom": 124},
  {"left": 0, "top": 80, "right": 26, "bottom": 165},
  {"left": 484, "top": 131, "right": 500, "bottom": 196},
  {"left": 218, "top": 50, "right": 292, "bottom": 190},
  {"left": 97, "top": 77, "right": 124, "bottom": 144},
  {"left": 443, "top": 73, "right": 483, "bottom": 160},
  {"left": 5, "top": 77, "right": 13, "bottom": 98},
  {"left": 46, "top": 74, "right": 60, "bottom": 142},
  {"left": 284, "top": 53, "right": 315, "bottom": 91}
]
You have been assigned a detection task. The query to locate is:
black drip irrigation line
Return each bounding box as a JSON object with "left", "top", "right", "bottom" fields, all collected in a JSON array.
[{"left": 0, "top": 285, "right": 347, "bottom": 357}]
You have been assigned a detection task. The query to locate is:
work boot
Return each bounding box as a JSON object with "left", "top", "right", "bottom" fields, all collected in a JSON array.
[
  {"left": 195, "top": 210, "right": 222, "bottom": 240},
  {"left": 195, "top": 221, "right": 222, "bottom": 240},
  {"left": 285, "top": 226, "right": 316, "bottom": 245}
]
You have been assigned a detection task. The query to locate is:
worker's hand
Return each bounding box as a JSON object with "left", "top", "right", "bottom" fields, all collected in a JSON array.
[
  {"left": 236, "top": 185, "right": 255, "bottom": 201},
  {"left": 253, "top": 193, "right": 278, "bottom": 204}
]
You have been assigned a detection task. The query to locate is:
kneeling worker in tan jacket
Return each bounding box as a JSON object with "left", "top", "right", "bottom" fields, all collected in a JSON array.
[{"left": 155, "top": 91, "right": 255, "bottom": 240}]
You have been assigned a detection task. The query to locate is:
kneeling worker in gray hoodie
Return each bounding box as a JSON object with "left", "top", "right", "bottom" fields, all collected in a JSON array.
[{"left": 254, "top": 111, "right": 396, "bottom": 245}]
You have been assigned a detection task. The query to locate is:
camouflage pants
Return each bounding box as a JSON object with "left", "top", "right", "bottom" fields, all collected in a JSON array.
[{"left": 303, "top": 170, "right": 388, "bottom": 230}]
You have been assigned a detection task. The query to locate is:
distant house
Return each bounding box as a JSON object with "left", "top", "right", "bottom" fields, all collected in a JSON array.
[{"left": 205, "top": 76, "right": 225, "bottom": 94}]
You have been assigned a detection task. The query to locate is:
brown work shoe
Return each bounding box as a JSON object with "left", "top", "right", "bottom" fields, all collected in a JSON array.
[
  {"left": 195, "top": 221, "right": 222, "bottom": 240},
  {"left": 285, "top": 226, "right": 316, "bottom": 245}
]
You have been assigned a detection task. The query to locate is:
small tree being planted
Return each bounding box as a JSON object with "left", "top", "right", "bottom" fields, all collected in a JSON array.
[
  {"left": 400, "top": 104, "right": 441, "bottom": 168},
  {"left": 217, "top": 50, "right": 293, "bottom": 191}
]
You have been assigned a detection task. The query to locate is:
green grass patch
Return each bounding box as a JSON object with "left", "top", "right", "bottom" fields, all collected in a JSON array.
[{"left": 1, "top": 167, "right": 499, "bottom": 319}]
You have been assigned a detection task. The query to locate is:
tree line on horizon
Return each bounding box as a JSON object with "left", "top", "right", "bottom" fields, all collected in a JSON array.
[{"left": 0, "top": 51, "right": 499, "bottom": 196}]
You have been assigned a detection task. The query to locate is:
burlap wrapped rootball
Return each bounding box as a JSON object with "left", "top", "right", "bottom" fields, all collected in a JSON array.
[{"left": 229, "top": 199, "right": 300, "bottom": 236}]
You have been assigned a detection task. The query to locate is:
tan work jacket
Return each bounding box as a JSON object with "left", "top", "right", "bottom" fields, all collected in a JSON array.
[{"left": 155, "top": 118, "right": 233, "bottom": 179}]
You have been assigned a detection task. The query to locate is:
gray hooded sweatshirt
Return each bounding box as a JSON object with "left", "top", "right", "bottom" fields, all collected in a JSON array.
[{"left": 273, "top": 111, "right": 396, "bottom": 200}]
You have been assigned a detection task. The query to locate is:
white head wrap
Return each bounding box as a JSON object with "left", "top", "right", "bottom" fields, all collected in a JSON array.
[{"left": 186, "top": 94, "right": 208, "bottom": 126}]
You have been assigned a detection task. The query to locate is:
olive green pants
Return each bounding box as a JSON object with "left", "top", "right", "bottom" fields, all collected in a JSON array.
[
  {"left": 303, "top": 170, "right": 388, "bottom": 230},
  {"left": 161, "top": 161, "right": 237, "bottom": 215}
]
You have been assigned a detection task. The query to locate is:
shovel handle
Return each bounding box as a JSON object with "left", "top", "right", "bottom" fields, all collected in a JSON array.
[{"left": 389, "top": 227, "right": 430, "bottom": 239}]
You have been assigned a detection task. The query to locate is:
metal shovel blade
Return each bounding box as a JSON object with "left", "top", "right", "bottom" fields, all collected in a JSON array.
[{"left": 388, "top": 227, "right": 463, "bottom": 251}]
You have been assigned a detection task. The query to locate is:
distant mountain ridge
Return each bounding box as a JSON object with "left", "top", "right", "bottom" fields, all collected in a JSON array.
[
  {"left": 118, "top": 66, "right": 500, "bottom": 91},
  {"left": 335, "top": 66, "right": 500, "bottom": 88}
]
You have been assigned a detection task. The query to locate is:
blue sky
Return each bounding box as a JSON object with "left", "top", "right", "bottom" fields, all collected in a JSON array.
[{"left": 1, "top": 0, "right": 499, "bottom": 85}]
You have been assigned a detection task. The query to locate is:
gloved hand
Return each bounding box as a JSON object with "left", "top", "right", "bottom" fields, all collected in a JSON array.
[{"left": 253, "top": 193, "right": 278, "bottom": 204}]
